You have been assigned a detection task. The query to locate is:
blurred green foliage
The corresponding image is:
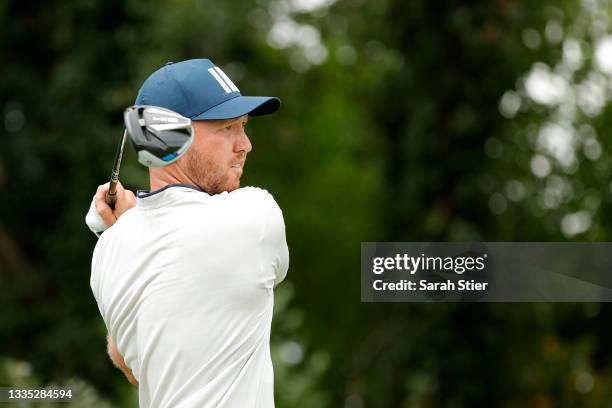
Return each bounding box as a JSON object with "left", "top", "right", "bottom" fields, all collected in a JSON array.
[{"left": 3, "top": 0, "right": 612, "bottom": 406}]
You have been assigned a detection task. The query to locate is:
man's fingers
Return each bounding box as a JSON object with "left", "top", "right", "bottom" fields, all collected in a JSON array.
[
  {"left": 116, "top": 181, "right": 136, "bottom": 205},
  {"left": 125, "top": 190, "right": 137, "bottom": 207},
  {"left": 115, "top": 181, "right": 126, "bottom": 195},
  {"left": 113, "top": 182, "right": 137, "bottom": 218},
  {"left": 95, "top": 182, "right": 110, "bottom": 201},
  {"left": 92, "top": 181, "right": 134, "bottom": 227},
  {"left": 95, "top": 183, "right": 117, "bottom": 227},
  {"left": 95, "top": 201, "right": 116, "bottom": 227}
]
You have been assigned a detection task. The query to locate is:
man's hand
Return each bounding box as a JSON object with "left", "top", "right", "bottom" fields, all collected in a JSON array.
[
  {"left": 107, "top": 334, "right": 138, "bottom": 386},
  {"left": 95, "top": 182, "right": 136, "bottom": 228}
]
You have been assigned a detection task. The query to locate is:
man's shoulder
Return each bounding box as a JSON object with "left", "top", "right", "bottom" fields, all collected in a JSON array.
[
  {"left": 229, "top": 186, "right": 272, "bottom": 198},
  {"left": 226, "top": 186, "right": 278, "bottom": 206},
  {"left": 225, "top": 188, "right": 284, "bottom": 230}
]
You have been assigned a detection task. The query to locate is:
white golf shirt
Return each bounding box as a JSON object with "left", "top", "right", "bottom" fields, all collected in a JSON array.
[{"left": 90, "top": 184, "right": 289, "bottom": 407}]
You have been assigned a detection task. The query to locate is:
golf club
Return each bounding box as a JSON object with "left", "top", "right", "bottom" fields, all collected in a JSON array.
[
  {"left": 105, "top": 130, "right": 127, "bottom": 208},
  {"left": 105, "top": 105, "right": 194, "bottom": 207}
]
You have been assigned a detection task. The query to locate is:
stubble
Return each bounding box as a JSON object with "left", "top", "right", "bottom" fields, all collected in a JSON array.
[{"left": 183, "top": 151, "right": 239, "bottom": 195}]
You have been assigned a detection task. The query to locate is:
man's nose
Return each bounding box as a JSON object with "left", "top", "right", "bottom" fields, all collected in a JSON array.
[{"left": 235, "top": 131, "right": 252, "bottom": 153}]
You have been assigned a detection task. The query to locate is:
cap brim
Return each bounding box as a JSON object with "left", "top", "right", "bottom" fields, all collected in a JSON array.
[{"left": 191, "top": 96, "right": 281, "bottom": 120}]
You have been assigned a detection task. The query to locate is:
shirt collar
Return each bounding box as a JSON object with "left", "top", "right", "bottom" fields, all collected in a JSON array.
[{"left": 136, "top": 183, "right": 202, "bottom": 198}]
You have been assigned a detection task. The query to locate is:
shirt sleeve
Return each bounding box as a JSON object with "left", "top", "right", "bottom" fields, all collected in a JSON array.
[
  {"left": 90, "top": 239, "right": 111, "bottom": 331},
  {"left": 85, "top": 195, "right": 108, "bottom": 237},
  {"left": 260, "top": 192, "right": 289, "bottom": 288}
]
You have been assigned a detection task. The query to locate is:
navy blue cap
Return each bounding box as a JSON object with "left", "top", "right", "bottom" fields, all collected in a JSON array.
[{"left": 135, "top": 59, "right": 280, "bottom": 120}]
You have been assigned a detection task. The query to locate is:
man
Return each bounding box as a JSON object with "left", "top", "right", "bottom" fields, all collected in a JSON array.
[{"left": 86, "top": 59, "right": 289, "bottom": 407}]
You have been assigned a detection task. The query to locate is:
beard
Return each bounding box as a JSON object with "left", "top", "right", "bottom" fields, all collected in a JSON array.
[{"left": 182, "top": 151, "right": 241, "bottom": 195}]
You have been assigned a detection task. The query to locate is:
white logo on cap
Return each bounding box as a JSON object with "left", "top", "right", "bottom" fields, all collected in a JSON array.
[{"left": 208, "top": 66, "right": 240, "bottom": 94}]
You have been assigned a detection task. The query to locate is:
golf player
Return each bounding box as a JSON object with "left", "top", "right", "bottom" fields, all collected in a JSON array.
[{"left": 85, "top": 59, "right": 289, "bottom": 407}]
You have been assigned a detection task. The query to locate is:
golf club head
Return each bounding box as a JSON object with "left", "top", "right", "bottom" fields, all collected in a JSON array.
[{"left": 124, "top": 105, "right": 194, "bottom": 168}]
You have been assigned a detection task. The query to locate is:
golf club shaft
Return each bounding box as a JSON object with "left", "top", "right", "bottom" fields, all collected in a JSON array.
[{"left": 106, "top": 130, "right": 127, "bottom": 208}]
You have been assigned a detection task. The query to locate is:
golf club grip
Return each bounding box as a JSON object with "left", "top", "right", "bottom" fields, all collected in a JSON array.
[
  {"left": 106, "top": 190, "right": 118, "bottom": 207},
  {"left": 106, "top": 130, "right": 127, "bottom": 209},
  {"left": 106, "top": 168, "right": 120, "bottom": 208}
]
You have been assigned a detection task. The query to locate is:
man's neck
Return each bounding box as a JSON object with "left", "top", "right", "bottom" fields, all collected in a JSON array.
[{"left": 149, "top": 166, "right": 199, "bottom": 191}]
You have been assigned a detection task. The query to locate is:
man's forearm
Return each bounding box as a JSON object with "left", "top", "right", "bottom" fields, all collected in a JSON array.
[{"left": 107, "top": 334, "right": 138, "bottom": 386}]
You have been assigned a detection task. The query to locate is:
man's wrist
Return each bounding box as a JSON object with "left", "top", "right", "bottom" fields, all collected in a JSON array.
[{"left": 85, "top": 197, "right": 109, "bottom": 235}]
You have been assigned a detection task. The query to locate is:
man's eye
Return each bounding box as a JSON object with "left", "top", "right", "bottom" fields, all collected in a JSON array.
[{"left": 224, "top": 125, "right": 232, "bottom": 131}]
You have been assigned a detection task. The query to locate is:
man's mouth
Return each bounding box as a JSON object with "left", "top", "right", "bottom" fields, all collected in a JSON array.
[{"left": 231, "top": 163, "right": 242, "bottom": 168}]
